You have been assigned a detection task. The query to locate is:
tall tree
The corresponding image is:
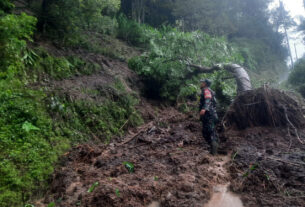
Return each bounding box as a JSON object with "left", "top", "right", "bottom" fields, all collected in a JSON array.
[{"left": 121, "top": 0, "right": 145, "bottom": 23}]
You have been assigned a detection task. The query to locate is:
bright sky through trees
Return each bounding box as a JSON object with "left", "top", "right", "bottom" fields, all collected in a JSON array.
[{"left": 271, "top": 0, "right": 305, "bottom": 62}]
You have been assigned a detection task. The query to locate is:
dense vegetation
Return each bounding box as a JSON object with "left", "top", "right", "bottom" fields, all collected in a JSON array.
[
  {"left": 1, "top": 0, "right": 302, "bottom": 206},
  {"left": 128, "top": 26, "right": 241, "bottom": 102},
  {"left": 288, "top": 58, "right": 305, "bottom": 98},
  {"left": 0, "top": 1, "right": 140, "bottom": 206},
  {"left": 121, "top": 0, "right": 290, "bottom": 80}
]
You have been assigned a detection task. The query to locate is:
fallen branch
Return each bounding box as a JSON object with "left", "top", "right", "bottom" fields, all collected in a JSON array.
[
  {"left": 118, "top": 121, "right": 154, "bottom": 146},
  {"left": 119, "top": 111, "right": 136, "bottom": 131}
]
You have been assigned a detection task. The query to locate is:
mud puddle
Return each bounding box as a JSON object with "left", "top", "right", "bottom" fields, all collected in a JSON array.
[
  {"left": 147, "top": 201, "right": 160, "bottom": 207},
  {"left": 204, "top": 154, "right": 243, "bottom": 207},
  {"left": 205, "top": 184, "right": 243, "bottom": 207}
]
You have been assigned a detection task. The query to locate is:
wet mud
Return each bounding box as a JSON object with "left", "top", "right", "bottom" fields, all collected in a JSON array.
[
  {"left": 41, "top": 108, "right": 230, "bottom": 207},
  {"left": 226, "top": 127, "right": 305, "bottom": 207},
  {"left": 39, "top": 105, "right": 305, "bottom": 207}
]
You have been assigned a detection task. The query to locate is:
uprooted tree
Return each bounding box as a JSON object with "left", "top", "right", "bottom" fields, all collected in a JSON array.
[
  {"left": 186, "top": 63, "right": 252, "bottom": 93},
  {"left": 223, "top": 87, "right": 305, "bottom": 143},
  {"left": 128, "top": 29, "right": 251, "bottom": 101},
  {"left": 190, "top": 63, "right": 305, "bottom": 144}
]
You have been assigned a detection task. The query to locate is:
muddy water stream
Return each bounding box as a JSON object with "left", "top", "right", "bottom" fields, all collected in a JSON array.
[
  {"left": 147, "top": 155, "right": 244, "bottom": 207},
  {"left": 204, "top": 155, "right": 244, "bottom": 207},
  {"left": 205, "top": 184, "right": 243, "bottom": 207}
]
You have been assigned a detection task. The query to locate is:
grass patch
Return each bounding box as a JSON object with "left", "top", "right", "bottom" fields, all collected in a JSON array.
[
  {"left": 23, "top": 48, "right": 101, "bottom": 81},
  {"left": 0, "top": 81, "right": 69, "bottom": 207}
]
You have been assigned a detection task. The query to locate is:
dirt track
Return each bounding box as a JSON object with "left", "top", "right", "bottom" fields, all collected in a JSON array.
[{"left": 39, "top": 102, "right": 305, "bottom": 207}]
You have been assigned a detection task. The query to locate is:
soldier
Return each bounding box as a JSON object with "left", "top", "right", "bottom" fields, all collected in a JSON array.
[{"left": 199, "top": 79, "right": 218, "bottom": 155}]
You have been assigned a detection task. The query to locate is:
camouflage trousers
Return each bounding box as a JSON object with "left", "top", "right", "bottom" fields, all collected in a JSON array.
[{"left": 201, "top": 110, "right": 218, "bottom": 144}]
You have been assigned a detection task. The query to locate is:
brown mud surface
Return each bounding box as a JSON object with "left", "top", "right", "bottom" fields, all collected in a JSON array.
[
  {"left": 226, "top": 127, "right": 305, "bottom": 207},
  {"left": 39, "top": 89, "right": 305, "bottom": 207},
  {"left": 40, "top": 107, "right": 234, "bottom": 207},
  {"left": 223, "top": 88, "right": 305, "bottom": 207}
]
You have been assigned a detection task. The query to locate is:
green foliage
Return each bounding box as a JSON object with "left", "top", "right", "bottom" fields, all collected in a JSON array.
[
  {"left": 0, "top": 7, "right": 67, "bottom": 207},
  {"left": 128, "top": 27, "right": 242, "bottom": 102},
  {"left": 0, "top": 66, "right": 141, "bottom": 206},
  {"left": 0, "top": 82, "right": 69, "bottom": 207},
  {"left": 0, "top": 12, "right": 37, "bottom": 78},
  {"left": 0, "top": 0, "right": 14, "bottom": 13},
  {"left": 24, "top": 48, "right": 101, "bottom": 81},
  {"left": 288, "top": 58, "right": 305, "bottom": 98},
  {"left": 22, "top": 121, "right": 40, "bottom": 132},
  {"left": 115, "top": 188, "right": 120, "bottom": 197},
  {"left": 47, "top": 202, "right": 56, "bottom": 207},
  {"left": 243, "top": 163, "right": 259, "bottom": 177},
  {"left": 39, "top": 0, "right": 120, "bottom": 45},
  {"left": 87, "top": 182, "right": 99, "bottom": 193},
  {"left": 0, "top": 5, "right": 142, "bottom": 206},
  {"left": 122, "top": 0, "right": 289, "bottom": 83},
  {"left": 117, "top": 14, "right": 151, "bottom": 46},
  {"left": 123, "top": 161, "right": 135, "bottom": 173}
]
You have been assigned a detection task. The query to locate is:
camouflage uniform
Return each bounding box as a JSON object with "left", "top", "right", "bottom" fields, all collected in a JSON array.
[{"left": 199, "top": 87, "right": 218, "bottom": 154}]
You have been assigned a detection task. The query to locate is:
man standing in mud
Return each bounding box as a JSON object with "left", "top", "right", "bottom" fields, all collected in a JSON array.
[{"left": 199, "top": 79, "right": 218, "bottom": 155}]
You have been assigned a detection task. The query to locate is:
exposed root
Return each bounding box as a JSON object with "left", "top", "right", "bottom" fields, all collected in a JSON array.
[
  {"left": 283, "top": 107, "right": 304, "bottom": 145},
  {"left": 223, "top": 87, "right": 305, "bottom": 130}
]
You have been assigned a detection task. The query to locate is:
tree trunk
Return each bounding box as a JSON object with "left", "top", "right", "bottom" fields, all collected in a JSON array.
[
  {"left": 187, "top": 63, "right": 252, "bottom": 93},
  {"left": 132, "top": 0, "right": 145, "bottom": 23},
  {"left": 37, "top": 0, "right": 51, "bottom": 33},
  {"left": 223, "top": 64, "right": 252, "bottom": 93}
]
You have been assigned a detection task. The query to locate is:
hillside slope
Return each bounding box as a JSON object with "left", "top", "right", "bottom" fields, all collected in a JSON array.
[{"left": 30, "top": 42, "right": 305, "bottom": 207}]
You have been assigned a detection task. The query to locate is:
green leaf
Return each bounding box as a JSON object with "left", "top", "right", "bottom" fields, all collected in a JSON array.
[
  {"left": 115, "top": 188, "right": 120, "bottom": 197},
  {"left": 123, "top": 161, "right": 134, "bottom": 173},
  {"left": 47, "top": 202, "right": 55, "bottom": 207},
  {"left": 22, "top": 121, "right": 40, "bottom": 132},
  {"left": 87, "top": 181, "right": 99, "bottom": 193}
]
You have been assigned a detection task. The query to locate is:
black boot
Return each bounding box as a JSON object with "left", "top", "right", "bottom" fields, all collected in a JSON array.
[
  {"left": 210, "top": 131, "right": 218, "bottom": 155},
  {"left": 211, "top": 140, "right": 218, "bottom": 155}
]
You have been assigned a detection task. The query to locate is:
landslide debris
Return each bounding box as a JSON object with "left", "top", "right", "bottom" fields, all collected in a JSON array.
[
  {"left": 225, "top": 127, "right": 305, "bottom": 207},
  {"left": 39, "top": 87, "right": 305, "bottom": 207},
  {"left": 223, "top": 88, "right": 305, "bottom": 207},
  {"left": 40, "top": 108, "right": 230, "bottom": 207}
]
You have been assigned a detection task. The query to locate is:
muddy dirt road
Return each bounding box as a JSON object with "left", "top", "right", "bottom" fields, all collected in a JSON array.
[{"left": 40, "top": 103, "right": 305, "bottom": 207}]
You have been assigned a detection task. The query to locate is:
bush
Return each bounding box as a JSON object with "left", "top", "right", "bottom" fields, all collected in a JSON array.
[
  {"left": 0, "top": 12, "right": 37, "bottom": 78},
  {"left": 23, "top": 48, "right": 101, "bottom": 81},
  {"left": 0, "top": 0, "right": 14, "bottom": 13},
  {"left": 0, "top": 81, "right": 69, "bottom": 207},
  {"left": 38, "top": 0, "right": 120, "bottom": 46},
  {"left": 117, "top": 14, "right": 158, "bottom": 46}
]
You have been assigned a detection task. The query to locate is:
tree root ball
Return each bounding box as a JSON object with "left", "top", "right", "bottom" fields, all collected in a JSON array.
[{"left": 223, "top": 87, "right": 305, "bottom": 130}]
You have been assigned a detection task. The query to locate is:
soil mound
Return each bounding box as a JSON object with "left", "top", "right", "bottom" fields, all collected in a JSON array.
[{"left": 223, "top": 87, "right": 305, "bottom": 130}]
